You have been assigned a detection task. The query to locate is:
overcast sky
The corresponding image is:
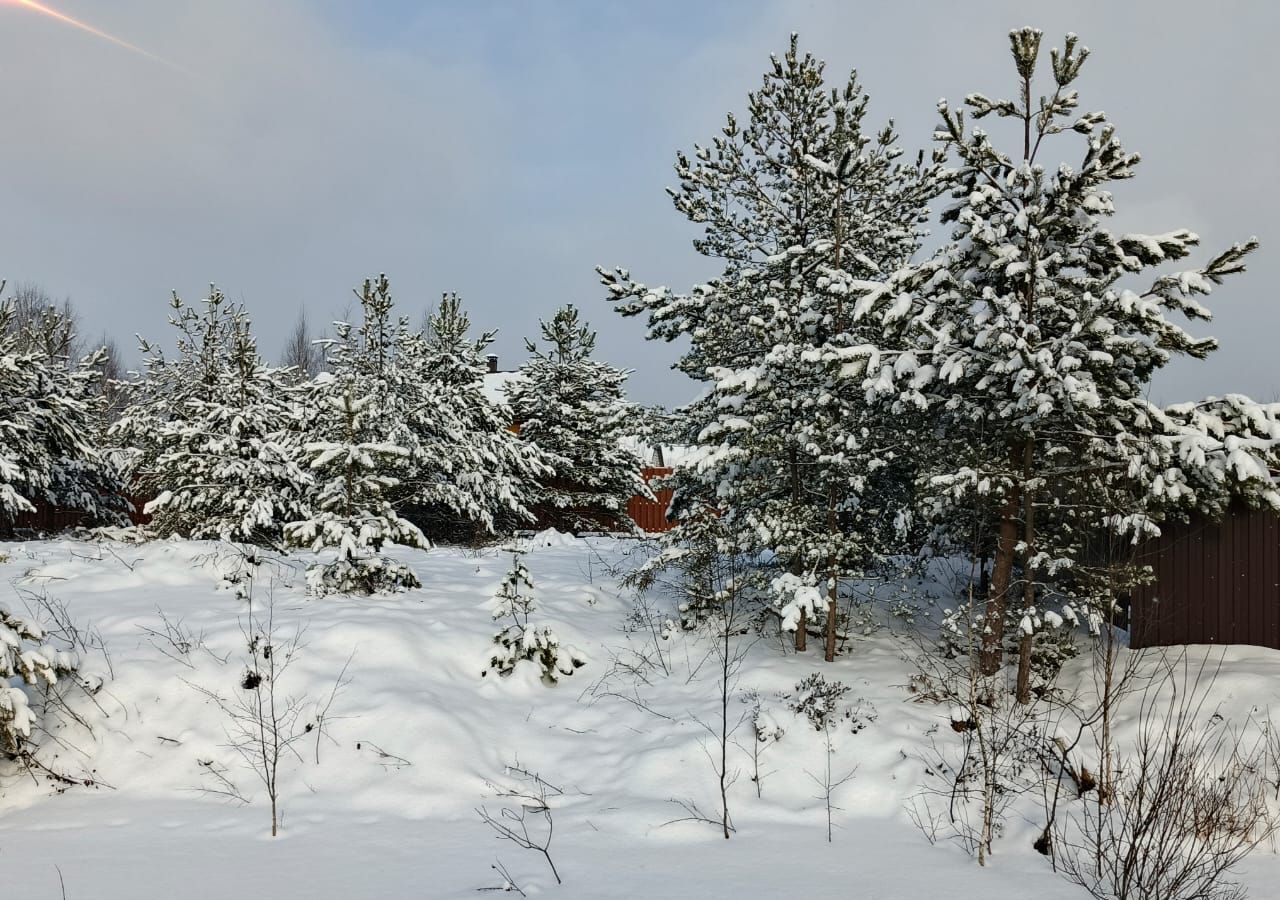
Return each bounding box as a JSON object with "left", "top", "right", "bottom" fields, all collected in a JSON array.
[{"left": 2, "top": 1, "right": 1276, "bottom": 406}]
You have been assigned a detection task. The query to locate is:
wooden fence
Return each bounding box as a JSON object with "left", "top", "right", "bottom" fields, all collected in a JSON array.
[
  {"left": 628, "top": 467, "right": 675, "bottom": 533},
  {"left": 9, "top": 482, "right": 669, "bottom": 539},
  {"left": 1130, "top": 506, "right": 1280, "bottom": 650},
  {"left": 9, "top": 504, "right": 87, "bottom": 534},
  {"left": 4, "top": 496, "right": 149, "bottom": 536}
]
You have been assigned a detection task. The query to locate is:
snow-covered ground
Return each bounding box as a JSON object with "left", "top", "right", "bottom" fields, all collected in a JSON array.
[{"left": 3, "top": 535, "right": 1280, "bottom": 899}]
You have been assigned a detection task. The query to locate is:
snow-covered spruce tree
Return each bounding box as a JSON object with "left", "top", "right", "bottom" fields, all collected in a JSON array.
[
  {"left": 407, "top": 292, "right": 550, "bottom": 541},
  {"left": 0, "top": 290, "right": 126, "bottom": 530},
  {"left": 506, "top": 304, "right": 647, "bottom": 533},
  {"left": 850, "top": 29, "right": 1268, "bottom": 698},
  {"left": 0, "top": 605, "right": 76, "bottom": 757},
  {"left": 284, "top": 373, "right": 425, "bottom": 596},
  {"left": 486, "top": 548, "right": 584, "bottom": 684},
  {"left": 110, "top": 288, "right": 311, "bottom": 546},
  {"left": 600, "top": 35, "right": 941, "bottom": 659}
]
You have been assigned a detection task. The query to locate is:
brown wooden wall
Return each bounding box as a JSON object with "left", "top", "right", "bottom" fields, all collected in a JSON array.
[
  {"left": 1131, "top": 507, "right": 1280, "bottom": 650},
  {"left": 9, "top": 504, "right": 87, "bottom": 534},
  {"left": 628, "top": 467, "right": 674, "bottom": 533},
  {"left": 5, "top": 495, "right": 148, "bottom": 537}
]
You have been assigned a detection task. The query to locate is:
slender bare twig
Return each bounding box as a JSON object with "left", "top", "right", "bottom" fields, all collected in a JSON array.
[
  {"left": 477, "top": 860, "right": 527, "bottom": 897},
  {"left": 476, "top": 768, "right": 562, "bottom": 885},
  {"left": 355, "top": 740, "right": 412, "bottom": 770}
]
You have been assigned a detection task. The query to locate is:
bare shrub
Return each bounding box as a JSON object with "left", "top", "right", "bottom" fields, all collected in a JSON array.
[
  {"left": 187, "top": 576, "right": 310, "bottom": 836},
  {"left": 906, "top": 574, "right": 1054, "bottom": 865},
  {"left": 138, "top": 607, "right": 227, "bottom": 668},
  {"left": 593, "top": 510, "right": 760, "bottom": 840},
  {"left": 678, "top": 515, "right": 756, "bottom": 839},
  {"left": 807, "top": 715, "right": 857, "bottom": 842},
  {"left": 477, "top": 763, "right": 564, "bottom": 885},
  {"left": 1054, "top": 654, "right": 1275, "bottom": 900}
]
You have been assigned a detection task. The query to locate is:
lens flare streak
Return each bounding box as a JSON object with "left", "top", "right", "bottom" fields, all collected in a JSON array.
[{"left": 4, "top": 0, "right": 180, "bottom": 70}]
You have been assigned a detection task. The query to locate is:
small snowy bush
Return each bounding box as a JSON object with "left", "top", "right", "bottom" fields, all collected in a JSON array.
[
  {"left": 783, "top": 673, "right": 876, "bottom": 734},
  {"left": 1014, "top": 604, "right": 1081, "bottom": 688},
  {"left": 784, "top": 673, "right": 849, "bottom": 731},
  {"left": 1, "top": 606, "right": 76, "bottom": 756},
  {"left": 751, "top": 701, "right": 786, "bottom": 745},
  {"left": 888, "top": 597, "right": 919, "bottom": 626},
  {"left": 486, "top": 550, "right": 584, "bottom": 684}
]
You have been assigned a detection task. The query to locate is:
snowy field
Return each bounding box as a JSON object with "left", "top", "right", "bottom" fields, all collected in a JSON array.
[{"left": 3, "top": 535, "right": 1280, "bottom": 899}]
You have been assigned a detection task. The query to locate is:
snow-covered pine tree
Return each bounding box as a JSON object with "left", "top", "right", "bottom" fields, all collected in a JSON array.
[
  {"left": 850, "top": 29, "right": 1270, "bottom": 698},
  {"left": 4, "top": 284, "right": 81, "bottom": 363},
  {"left": 1, "top": 605, "right": 76, "bottom": 757},
  {"left": 91, "top": 335, "right": 129, "bottom": 427},
  {"left": 1157, "top": 396, "right": 1280, "bottom": 518},
  {"left": 408, "top": 292, "right": 550, "bottom": 540},
  {"left": 486, "top": 548, "right": 584, "bottom": 684},
  {"left": 506, "top": 305, "right": 647, "bottom": 533},
  {"left": 0, "top": 289, "right": 126, "bottom": 530},
  {"left": 317, "top": 274, "right": 433, "bottom": 513},
  {"left": 284, "top": 373, "right": 425, "bottom": 596},
  {"left": 315, "top": 277, "right": 547, "bottom": 543},
  {"left": 111, "top": 288, "right": 311, "bottom": 546},
  {"left": 601, "top": 35, "right": 941, "bottom": 658}
]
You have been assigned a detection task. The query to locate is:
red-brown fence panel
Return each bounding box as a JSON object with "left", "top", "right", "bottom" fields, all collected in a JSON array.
[
  {"left": 1131, "top": 506, "right": 1280, "bottom": 650},
  {"left": 9, "top": 504, "right": 86, "bottom": 534},
  {"left": 628, "top": 467, "right": 674, "bottom": 534}
]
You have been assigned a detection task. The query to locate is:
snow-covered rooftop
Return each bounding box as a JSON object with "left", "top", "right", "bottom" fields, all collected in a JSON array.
[{"left": 481, "top": 370, "right": 521, "bottom": 408}]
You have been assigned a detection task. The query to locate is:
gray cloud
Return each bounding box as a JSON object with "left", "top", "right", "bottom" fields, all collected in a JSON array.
[{"left": 2, "top": 1, "right": 1275, "bottom": 406}]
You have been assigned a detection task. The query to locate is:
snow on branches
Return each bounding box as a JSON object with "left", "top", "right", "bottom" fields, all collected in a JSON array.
[
  {"left": 845, "top": 27, "right": 1269, "bottom": 691},
  {"left": 601, "top": 34, "right": 942, "bottom": 659},
  {"left": 0, "top": 606, "right": 76, "bottom": 756},
  {"left": 113, "top": 288, "right": 312, "bottom": 546}
]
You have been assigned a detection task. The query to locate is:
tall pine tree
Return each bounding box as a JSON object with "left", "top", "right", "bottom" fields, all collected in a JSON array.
[
  {"left": 285, "top": 373, "right": 425, "bottom": 596},
  {"left": 601, "top": 35, "right": 941, "bottom": 658},
  {"left": 852, "top": 29, "right": 1272, "bottom": 697},
  {"left": 408, "top": 292, "right": 550, "bottom": 540}
]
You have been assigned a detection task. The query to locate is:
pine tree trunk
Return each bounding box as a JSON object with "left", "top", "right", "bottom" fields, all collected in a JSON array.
[
  {"left": 1013, "top": 85, "right": 1039, "bottom": 700},
  {"left": 1015, "top": 626, "right": 1033, "bottom": 704},
  {"left": 824, "top": 565, "right": 837, "bottom": 663},
  {"left": 824, "top": 485, "right": 839, "bottom": 662},
  {"left": 790, "top": 447, "right": 807, "bottom": 653},
  {"left": 1015, "top": 439, "right": 1037, "bottom": 704},
  {"left": 981, "top": 475, "right": 1020, "bottom": 675},
  {"left": 978, "top": 549, "right": 990, "bottom": 600},
  {"left": 821, "top": 163, "right": 846, "bottom": 665}
]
